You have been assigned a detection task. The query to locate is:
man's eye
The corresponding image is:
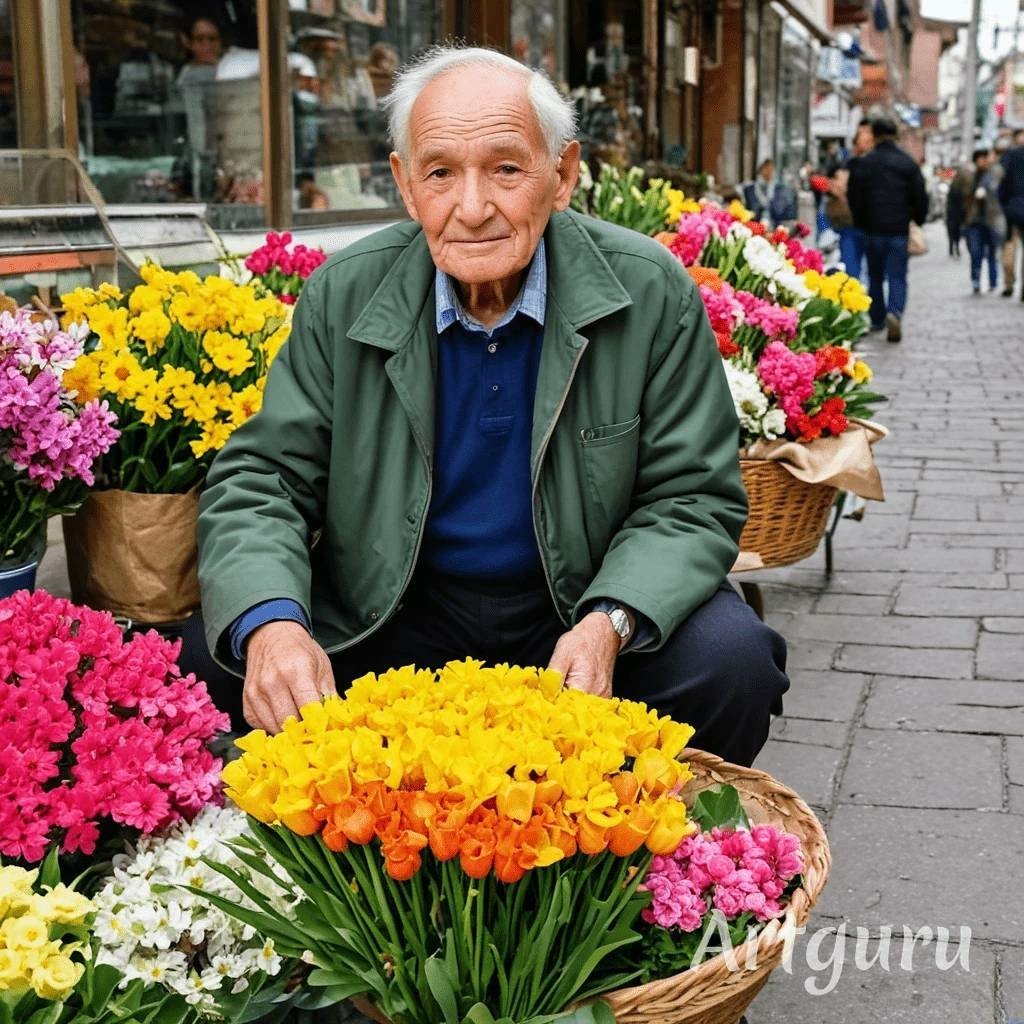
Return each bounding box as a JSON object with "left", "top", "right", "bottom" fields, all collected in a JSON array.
[
  {"left": 497, "top": 165, "right": 521, "bottom": 175},
  {"left": 428, "top": 168, "right": 451, "bottom": 179}
]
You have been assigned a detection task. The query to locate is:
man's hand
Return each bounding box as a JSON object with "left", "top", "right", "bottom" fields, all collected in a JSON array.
[
  {"left": 547, "top": 611, "right": 623, "bottom": 698},
  {"left": 242, "top": 620, "right": 336, "bottom": 732}
]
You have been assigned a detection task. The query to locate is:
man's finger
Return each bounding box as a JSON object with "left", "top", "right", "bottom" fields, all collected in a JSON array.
[{"left": 315, "top": 660, "right": 337, "bottom": 698}]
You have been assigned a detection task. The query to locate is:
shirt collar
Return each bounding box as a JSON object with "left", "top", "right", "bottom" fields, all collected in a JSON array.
[{"left": 434, "top": 238, "right": 547, "bottom": 336}]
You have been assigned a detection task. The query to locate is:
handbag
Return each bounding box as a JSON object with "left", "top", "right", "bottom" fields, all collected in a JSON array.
[{"left": 908, "top": 222, "right": 928, "bottom": 256}]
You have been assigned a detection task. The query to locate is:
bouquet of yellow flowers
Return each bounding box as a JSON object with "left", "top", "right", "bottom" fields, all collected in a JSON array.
[
  {"left": 61, "top": 265, "right": 290, "bottom": 493},
  {"left": 208, "top": 660, "right": 696, "bottom": 1024}
]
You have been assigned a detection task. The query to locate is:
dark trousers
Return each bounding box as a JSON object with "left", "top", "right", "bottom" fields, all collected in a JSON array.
[
  {"left": 964, "top": 223, "right": 999, "bottom": 290},
  {"left": 864, "top": 233, "right": 910, "bottom": 327},
  {"left": 180, "top": 573, "right": 789, "bottom": 767}
]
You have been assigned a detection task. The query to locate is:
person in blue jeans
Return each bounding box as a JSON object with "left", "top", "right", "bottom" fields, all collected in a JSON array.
[
  {"left": 847, "top": 119, "right": 929, "bottom": 342},
  {"left": 827, "top": 120, "right": 874, "bottom": 279},
  {"left": 952, "top": 148, "right": 1003, "bottom": 293}
]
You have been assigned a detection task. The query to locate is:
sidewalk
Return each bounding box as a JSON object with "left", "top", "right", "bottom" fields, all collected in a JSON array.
[{"left": 748, "top": 223, "right": 1024, "bottom": 1022}]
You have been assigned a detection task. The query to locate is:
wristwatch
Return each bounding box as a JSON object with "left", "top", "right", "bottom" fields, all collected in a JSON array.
[{"left": 606, "top": 605, "right": 633, "bottom": 647}]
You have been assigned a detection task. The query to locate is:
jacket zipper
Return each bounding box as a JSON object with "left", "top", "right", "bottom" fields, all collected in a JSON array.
[{"left": 531, "top": 335, "right": 590, "bottom": 622}]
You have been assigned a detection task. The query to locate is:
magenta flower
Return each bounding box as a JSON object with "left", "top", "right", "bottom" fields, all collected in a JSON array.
[
  {"left": 757, "top": 340, "right": 816, "bottom": 419},
  {"left": 0, "top": 589, "right": 229, "bottom": 862}
]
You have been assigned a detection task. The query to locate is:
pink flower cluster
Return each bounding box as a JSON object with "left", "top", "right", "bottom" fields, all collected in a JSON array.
[
  {"left": 757, "top": 340, "right": 816, "bottom": 419},
  {"left": 245, "top": 231, "right": 326, "bottom": 304},
  {"left": 670, "top": 213, "right": 717, "bottom": 265},
  {"left": 735, "top": 291, "right": 799, "bottom": 342},
  {"left": 0, "top": 589, "right": 229, "bottom": 863},
  {"left": 640, "top": 824, "right": 803, "bottom": 932},
  {"left": 1, "top": 308, "right": 118, "bottom": 490}
]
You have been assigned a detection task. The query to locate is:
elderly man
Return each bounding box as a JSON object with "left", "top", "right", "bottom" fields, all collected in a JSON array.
[{"left": 189, "top": 46, "right": 788, "bottom": 766}]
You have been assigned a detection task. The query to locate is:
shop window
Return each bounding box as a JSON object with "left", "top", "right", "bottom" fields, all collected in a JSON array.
[
  {"left": 0, "top": 0, "right": 14, "bottom": 149},
  {"left": 569, "top": 0, "right": 647, "bottom": 171},
  {"left": 288, "top": 0, "right": 438, "bottom": 215},
  {"left": 777, "top": 20, "right": 813, "bottom": 187},
  {"left": 72, "top": 1, "right": 265, "bottom": 229},
  {"left": 756, "top": 6, "right": 781, "bottom": 168}
]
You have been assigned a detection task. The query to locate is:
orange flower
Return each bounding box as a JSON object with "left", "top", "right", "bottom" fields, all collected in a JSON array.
[
  {"left": 429, "top": 796, "right": 470, "bottom": 862},
  {"left": 378, "top": 811, "right": 428, "bottom": 881},
  {"left": 611, "top": 771, "right": 640, "bottom": 806},
  {"left": 607, "top": 804, "right": 655, "bottom": 857},
  {"left": 460, "top": 824, "right": 496, "bottom": 879},
  {"left": 686, "top": 265, "right": 725, "bottom": 293},
  {"left": 576, "top": 815, "right": 609, "bottom": 855},
  {"left": 496, "top": 779, "right": 536, "bottom": 823}
]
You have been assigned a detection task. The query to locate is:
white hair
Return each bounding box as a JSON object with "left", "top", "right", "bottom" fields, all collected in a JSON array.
[{"left": 381, "top": 45, "right": 577, "bottom": 163}]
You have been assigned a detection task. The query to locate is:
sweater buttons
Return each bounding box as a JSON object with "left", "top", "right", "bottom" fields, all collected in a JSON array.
[
  {"left": 369, "top": 611, "right": 379, "bottom": 622},
  {"left": 487, "top": 342, "right": 498, "bottom": 354}
]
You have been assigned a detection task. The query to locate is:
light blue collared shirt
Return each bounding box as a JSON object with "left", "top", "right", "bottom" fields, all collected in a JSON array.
[{"left": 434, "top": 238, "right": 547, "bottom": 335}]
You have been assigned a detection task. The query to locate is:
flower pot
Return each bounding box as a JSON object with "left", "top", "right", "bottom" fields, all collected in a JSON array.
[
  {"left": 62, "top": 488, "right": 201, "bottom": 624},
  {"left": 0, "top": 528, "right": 46, "bottom": 599}
]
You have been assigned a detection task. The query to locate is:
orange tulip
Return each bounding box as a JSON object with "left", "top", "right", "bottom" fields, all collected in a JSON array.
[
  {"left": 576, "top": 815, "right": 609, "bottom": 855},
  {"left": 608, "top": 804, "right": 655, "bottom": 857},
  {"left": 460, "top": 831, "right": 495, "bottom": 879},
  {"left": 611, "top": 771, "right": 640, "bottom": 806}
]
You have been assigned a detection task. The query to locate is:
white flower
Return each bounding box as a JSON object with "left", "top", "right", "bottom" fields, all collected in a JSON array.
[
  {"left": 727, "top": 222, "right": 753, "bottom": 241},
  {"left": 774, "top": 268, "right": 813, "bottom": 304},
  {"left": 93, "top": 805, "right": 296, "bottom": 1019},
  {"left": 743, "top": 235, "right": 787, "bottom": 278},
  {"left": 578, "top": 161, "right": 593, "bottom": 191},
  {"left": 762, "top": 408, "right": 787, "bottom": 439},
  {"left": 723, "top": 361, "right": 769, "bottom": 433}
]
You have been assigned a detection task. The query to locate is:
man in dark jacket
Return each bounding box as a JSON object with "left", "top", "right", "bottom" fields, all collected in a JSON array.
[
  {"left": 998, "top": 129, "right": 1024, "bottom": 302},
  {"left": 847, "top": 118, "right": 929, "bottom": 342}
]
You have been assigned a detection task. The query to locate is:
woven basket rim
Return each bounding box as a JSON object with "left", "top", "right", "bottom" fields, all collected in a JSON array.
[{"left": 593, "top": 747, "right": 831, "bottom": 1012}]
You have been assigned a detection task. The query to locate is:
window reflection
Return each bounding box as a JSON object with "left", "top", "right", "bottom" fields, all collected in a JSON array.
[{"left": 288, "top": 0, "right": 437, "bottom": 214}]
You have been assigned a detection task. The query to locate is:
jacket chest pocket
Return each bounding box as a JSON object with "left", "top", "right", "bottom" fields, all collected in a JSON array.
[{"left": 579, "top": 414, "right": 641, "bottom": 530}]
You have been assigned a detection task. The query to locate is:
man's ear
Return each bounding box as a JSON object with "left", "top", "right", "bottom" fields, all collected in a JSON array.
[
  {"left": 389, "top": 152, "right": 420, "bottom": 223},
  {"left": 552, "top": 140, "right": 581, "bottom": 212}
]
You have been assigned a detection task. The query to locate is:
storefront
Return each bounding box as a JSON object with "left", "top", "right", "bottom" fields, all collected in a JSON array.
[{"left": 2, "top": 1, "right": 672, "bottom": 232}]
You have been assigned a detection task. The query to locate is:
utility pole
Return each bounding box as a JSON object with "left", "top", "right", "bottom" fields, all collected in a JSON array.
[{"left": 961, "top": 0, "right": 982, "bottom": 163}]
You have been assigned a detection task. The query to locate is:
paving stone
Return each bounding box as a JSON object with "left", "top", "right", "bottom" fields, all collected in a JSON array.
[
  {"left": 865, "top": 547, "right": 994, "bottom": 572},
  {"left": 814, "top": 593, "right": 891, "bottom": 615},
  {"left": 840, "top": 729, "right": 1003, "bottom": 808},
  {"left": 982, "top": 617, "right": 1024, "bottom": 633},
  {"left": 1005, "top": 550, "right": 1024, "bottom": 573},
  {"left": 750, "top": 586, "right": 818, "bottom": 615},
  {"left": 978, "top": 499, "right": 1024, "bottom": 522},
  {"left": 1002, "top": 949, "right": 1024, "bottom": 1024},
  {"left": 1009, "top": 738, "right": 1024, "bottom": 787},
  {"left": 913, "top": 478, "right": 1006, "bottom": 496},
  {"left": 783, "top": 639, "right": 840, "bottom": 671},
  {"left": 770, "top": 716, "right": 848, "bottom": 749},
  {"left": 898, "top": 571, "right": 1009, "bottom": 590},
  {"left": 912, "top": 497, "right": 978, "bottom": 520},
  {"left": 754, "top": 739, "right": 840, "bottom": 810},
  {"left": 823, "top": 805, "right": 1024, "bottom": 939},
  {"left": 863, "top": 677, "right": 1024, "bottom": 736},
  {"left": 775, "top": 613, "right": 978, "bottom": 649},
  {"left": 748, "top": 941, "right": 992, "bottom": 1024},
  {"left": 835, "top": 645, "right": 974, "bottom": 679},
  {"left": 776, "top": 670, "right": 867, "bottom": 723},
  {"left": 894, "top": 586, "right": 1021, "bottom": 617},
  {"left": 976, "top": 632, "right": 1024, "bottom": 681}
]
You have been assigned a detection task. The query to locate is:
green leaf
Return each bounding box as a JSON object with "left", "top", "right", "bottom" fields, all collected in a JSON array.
[
  {"left": 37, "top": 846, "right": 61, "bottom": 891},
  {"left": 691, "top": 784, "right": 750, "bottom": 831},
  {"left": 82, "top": 964, "right": 124, "bottom": 1014},
  {"left": 22, "top": 1003, "right": 63, "bottom": 1024},
  {"left": 424, "top": 956, "right": 460, "bottom": 1024}
]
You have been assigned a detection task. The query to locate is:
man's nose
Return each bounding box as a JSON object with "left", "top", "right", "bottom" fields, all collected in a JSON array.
[{"left": 456, "top": 171, "right": 492, "bottom": 227}]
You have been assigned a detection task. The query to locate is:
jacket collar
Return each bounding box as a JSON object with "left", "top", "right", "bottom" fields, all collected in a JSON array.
[{"left": 346, "top": 209, "right": 632, "bottom": 351}]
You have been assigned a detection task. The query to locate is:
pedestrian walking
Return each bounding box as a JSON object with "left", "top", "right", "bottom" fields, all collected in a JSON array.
[
  {"left": 998, "top": 128, "right": 1024, "bottom": 298},
  {"left": 945, "top": 172, "right": 963, "bottom": 258},
  {"left": 742, "top": 159, "right": 798, "bottom": 229},
  {"left": 824, "top": 119, "right": 873, "bottom": 278},
  {"left": 951, "top": 148, "right": 1005, "bottom": 294},
  {"left": 847, "top": 118, "right": 929, "bottom": 342}
]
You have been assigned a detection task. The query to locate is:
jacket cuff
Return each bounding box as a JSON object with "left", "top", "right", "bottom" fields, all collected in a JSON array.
[{"left": 230, "top": 599, "right": 311, "bottom": 661}]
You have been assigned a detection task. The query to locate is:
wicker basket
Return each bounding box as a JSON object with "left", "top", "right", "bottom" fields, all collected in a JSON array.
[
  {"left": 738, "top": 459, "right": 837, "bottom": 569},
  {"left": 589, "top": 748, "right": 831, "bottom": 1024},
  {"left": 354, "top": 750, "right": 830, "bottom": 1024}
]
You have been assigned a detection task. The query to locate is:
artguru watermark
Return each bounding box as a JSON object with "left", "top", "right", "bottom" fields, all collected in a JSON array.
[{"left": 689, "top": 911, "right": 972, "bottom": 995}]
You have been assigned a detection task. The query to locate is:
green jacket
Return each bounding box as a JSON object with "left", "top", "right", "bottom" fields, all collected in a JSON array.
[{"left": 198, "top": 210, "right": 747, "bottom": 664}]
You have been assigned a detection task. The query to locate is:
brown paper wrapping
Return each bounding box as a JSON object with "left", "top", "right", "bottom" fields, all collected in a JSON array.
[
  {"left": 62, "top": 488, "right": 201, "bottom": 624},
  {"left": 741, "top": 419, "right": 888, "bottom": 501}
]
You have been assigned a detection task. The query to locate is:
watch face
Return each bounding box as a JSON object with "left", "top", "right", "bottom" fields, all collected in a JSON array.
[{"left": 610, "top": 608, "right": 630, "bottom": 638}]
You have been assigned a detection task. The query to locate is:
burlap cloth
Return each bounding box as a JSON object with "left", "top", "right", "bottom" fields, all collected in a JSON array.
[{"left": 732, "top": 419, "right": 888, "bottom": 573}]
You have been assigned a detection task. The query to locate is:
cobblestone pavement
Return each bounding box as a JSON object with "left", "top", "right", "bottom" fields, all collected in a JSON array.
[
  {"left": 34, "top": 222, "right": 1023, "bottom": 1022},
  {"left": 748, "top": 222, "right": 1024, "bottom": 1023}
]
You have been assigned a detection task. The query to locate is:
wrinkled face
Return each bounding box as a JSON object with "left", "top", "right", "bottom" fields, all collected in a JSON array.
[{"left": 390, "top": 67, "right": 580, "bottom": 287}]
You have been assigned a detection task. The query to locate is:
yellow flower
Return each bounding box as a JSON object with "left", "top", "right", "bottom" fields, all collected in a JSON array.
[
  {"left": 138, "top": 262, "right": 177, "bottom": 294},
  {"left": 97, "top": 282, "right": 123, "bottom": 302},
  {"left": 36, "top": 885, "right": 94, "bottom": 926},
  {"left": 664, "top": 188, "right": 687, "bottom": 226},
  {"left": 228, "top": 384, "right": 264, "bottom": 426},
  {"left": 99, "top": 350, "right": 146, "bottom": 402},
  {"left": 127, "top": 284, "right": 165, "bottom": 316},
  {"left": 263, "top": 324, "right": 290, "bottom": 364},
  {"left": 851, "top": 359, "right": 873, "bottom": 384},
  {"left": 202, "top": 330, "right": 255, "bottom": 377},
  {"left": 30, "top": 954, "right": 84, "bottom": 1001},
  {"left": 59, "top": 287, "right": 101, "bottom": 328},
  {"left": 134, "top": 380, "right": 173, "bottom": 426},
  {"left": 189, "top": 419, "right": 233, "bottom": 458},
  {"left": 2, "top": 915, "right": 49, "bottom": 950},
  {"left": 168, "top": 291, "right": 208, "bottom": 333},
  {"left": 83, "top": 304, "right": 130, "bottom": 349},
  {"left": 62, "top": 356, "right": 102, "bottom": 405},
  {"left": 131, "top": 308, "right": 172, "bottom": 355},
  {"left": 728, "top": 199, "right": 754, "bottom": 223}
]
